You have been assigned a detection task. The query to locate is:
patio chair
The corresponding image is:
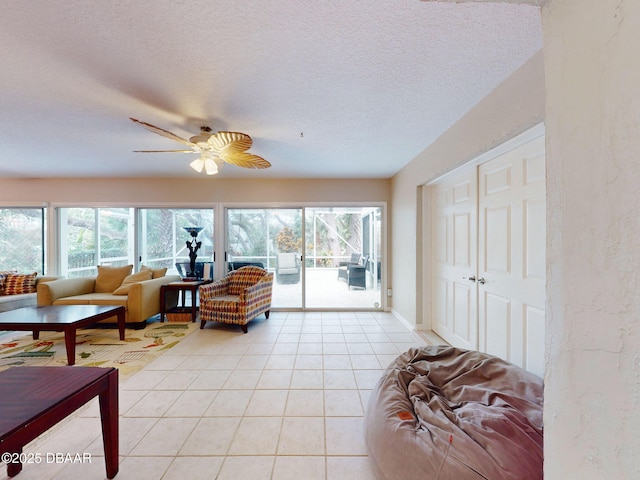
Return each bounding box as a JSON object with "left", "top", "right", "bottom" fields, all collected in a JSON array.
[
  {"left": 198, "top": 266, "right": 273, "bottom": 333},
  {"left": 276, "top": 252, "right": 300, "bottom": 284},
  {"left": 348, "top": 255, "right": 369, "bottom": 290},
  {"left": 228, "top": 261, "right": 264, "bottom": 272},
  {"left": 337, "top": 253, "right": 361, "bottom": 282}
]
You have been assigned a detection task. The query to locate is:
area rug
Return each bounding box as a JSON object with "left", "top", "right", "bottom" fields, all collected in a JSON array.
[{"left": 0, "top": 320, "right": 199, "bottom": 380}]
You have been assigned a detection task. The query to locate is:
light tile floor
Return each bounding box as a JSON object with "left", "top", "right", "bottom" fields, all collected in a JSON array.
[{"left": 0, "top": 311, "right": 436, "bottom": 480}]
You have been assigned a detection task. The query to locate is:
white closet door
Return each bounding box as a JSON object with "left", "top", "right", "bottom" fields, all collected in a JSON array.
[
  {"left": 430, "top": 167, "right": 478, "bottom": 350},
  {"left": 477, "top": 136, "right": 546, "bottom": 376}
]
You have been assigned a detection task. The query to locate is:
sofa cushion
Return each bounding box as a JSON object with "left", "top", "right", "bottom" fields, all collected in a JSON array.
[
  {"left": 113, "top": 270, "right": 153, "bottom": 295},
  {"left": 52, "top": 295, "right": 92, "bottom": 305},
  {"left": 87, "top": 293, "right": 129, "bottom": 307},
  {"left": 52, "top": 293, "right": 128, "bottom": 307},
  {"left": 204, "top": 295, "right": 240, "bottom": 313},
  {"left": 140, "top": 265, "right": 167, "bottom": 279},
  {"left": 95, "top": 265, "right": 133, "bottom": 293},
  {"left": 3, "top": 272, "right": 38, "bottom": 295},
  {"left": 0, "top": 293, "right": 36, "bottom": 312}
]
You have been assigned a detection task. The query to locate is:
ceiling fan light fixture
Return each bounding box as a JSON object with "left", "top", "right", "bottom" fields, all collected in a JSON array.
[
  {"left": 189, "top": 127, "right": 213, "bottom": 147},
  {"left": 204, "top": 157, "right": 219, "bottom": 175},
  {"left": 131, "top": 118, "right": 270, "bottom": 173},
  {"left": 189, "top": 157, "right": 205, "bottom": 173},
  {"left": 189, "top": 134, "right": 211, "bottom": 147}
]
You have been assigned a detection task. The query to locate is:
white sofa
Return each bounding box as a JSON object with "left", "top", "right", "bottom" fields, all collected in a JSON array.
[{"left": 0, "top": 276, "right": 61, "bottom": 313}]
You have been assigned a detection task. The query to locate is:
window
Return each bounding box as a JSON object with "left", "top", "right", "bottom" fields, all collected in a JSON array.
[
  {"left": 139, "top": 208, "right": 214, "bottom": 276},
  {"left": 54, "top": 204, "right": 384, "bottom": 310},
  {"left": 59, "top": 207, "right": 134, "bottom": 277},
  {"left": 0, "top": 207, "right": 46, "bottom": 274}
]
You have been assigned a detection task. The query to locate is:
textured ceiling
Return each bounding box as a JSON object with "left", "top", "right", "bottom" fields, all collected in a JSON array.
[{"left": 0, "top": 1, "right": 542, "bottom": 179}]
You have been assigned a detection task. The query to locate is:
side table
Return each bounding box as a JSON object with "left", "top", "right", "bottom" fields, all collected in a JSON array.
[{"left": 160, "top": 280, "right": 212, "bottom": 323}]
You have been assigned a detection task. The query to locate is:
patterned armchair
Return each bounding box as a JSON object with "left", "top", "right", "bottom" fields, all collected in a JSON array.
[{"left": 198, "top": 266, "right": 273, "bottom": 333}]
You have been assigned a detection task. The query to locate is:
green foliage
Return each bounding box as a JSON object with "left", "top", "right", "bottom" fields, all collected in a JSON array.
[{"left": 276, "top": 227, "right": 302, "bottom": 253}]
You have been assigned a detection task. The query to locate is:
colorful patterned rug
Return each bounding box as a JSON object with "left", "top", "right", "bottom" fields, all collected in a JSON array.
[{"left": 0, "top": 320, "right": 199, "bottom": 380}]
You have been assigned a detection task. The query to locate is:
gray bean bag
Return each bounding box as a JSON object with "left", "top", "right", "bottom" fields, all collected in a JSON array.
[{"left": 364, "top": 345, "right": 543, "bottom": 480}]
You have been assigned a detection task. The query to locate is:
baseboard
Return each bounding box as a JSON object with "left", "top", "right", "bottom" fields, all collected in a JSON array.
[{"left": 390, "top": 309, "right": 415, "bottom": 331}]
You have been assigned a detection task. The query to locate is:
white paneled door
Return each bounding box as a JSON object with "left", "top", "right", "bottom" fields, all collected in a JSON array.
[
  {"left": 429, "top": 167, "right": 478, "bottom": 350},
  {"left": 428, "top": 131, "right": 545, "bottom": 377},
  {"left": 478, "top": 136, "right": 546, "bottom": 376}
]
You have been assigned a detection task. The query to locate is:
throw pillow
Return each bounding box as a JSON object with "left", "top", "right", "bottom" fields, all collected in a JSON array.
[
  {"left": 140, "top": 264, "right": 167, "bottom": 278},
  {"left": 4, "top": 272, "right": 38, "bottom": 295},
  {"left": 0, "top": 271, "right": 12, "bottom": 295},
  {"left": 95, "top": 265, "right": 133, "bottom": 293},
  {"left": 113, "top": 270, "right": 153, "bottom": 295}
]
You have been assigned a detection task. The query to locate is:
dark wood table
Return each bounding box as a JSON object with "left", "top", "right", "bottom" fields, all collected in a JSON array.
[
  {"left": 0, "top": 306, "right": 125, "bottom": 366},
  {"left": 0, "top": 366, "right": 118, "bottom": 478},
  {"left": 160, "top": 280, "right": 211, "bottom": 323}
]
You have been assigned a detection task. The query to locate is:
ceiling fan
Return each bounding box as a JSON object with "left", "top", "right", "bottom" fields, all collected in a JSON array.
[{"left": 130, "top": 117, "right": 271, "bottom": 175}]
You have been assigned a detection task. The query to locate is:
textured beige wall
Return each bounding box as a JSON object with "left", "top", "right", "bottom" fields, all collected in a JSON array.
[
  {"left": 543, "top": 0, "right": 640, "bottom": 478},
  {"left": 0, "top": 177, "right": 389, "bottom": 205},
  {"left": 390, "top": 50, "right": 545, "bottom": 325}
]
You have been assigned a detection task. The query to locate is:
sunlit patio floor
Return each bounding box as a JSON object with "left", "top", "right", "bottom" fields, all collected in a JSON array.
[{"left": 271, "top": 268, "right": 382, "bottom": 310}]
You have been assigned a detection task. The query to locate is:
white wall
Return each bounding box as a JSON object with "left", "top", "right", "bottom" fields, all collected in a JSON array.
[
  {"left": 392, "top": 0, "right": 640, "bottom": 477},
  {"left": 543, "top": 0, "right": 640, "bottom": 478},
  {"left": 390, "top": 51, "right": 545, "bottom": 325}
]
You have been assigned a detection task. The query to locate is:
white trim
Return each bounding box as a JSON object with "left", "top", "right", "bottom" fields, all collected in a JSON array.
[
  {"left": 391, "top": 308, "right": 415, "bottom": 331},
  {"left": 426, "top": 123, "right": 545, "bottom": 186},
  {"left": 420, "top": 122, "right": 546, "bottom": 347}
]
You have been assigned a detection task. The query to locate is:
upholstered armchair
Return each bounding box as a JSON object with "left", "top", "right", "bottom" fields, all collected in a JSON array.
[{"left": 198, "top": 266, "right": 273, "bottom": 333}]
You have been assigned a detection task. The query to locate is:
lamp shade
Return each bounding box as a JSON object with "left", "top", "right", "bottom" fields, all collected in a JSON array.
[{"left": 190, "top": 157, "right": 205, "bottom": 173}]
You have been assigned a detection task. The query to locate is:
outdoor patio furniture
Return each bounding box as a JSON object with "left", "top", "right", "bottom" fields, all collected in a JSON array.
[
  {"left": 347, "top": 256, "right": 369, "bottom": 290},
  {"left": 337, "top": 253, "right": 361, "bottom": 282},
  {"left": 199, "top": 266, "right": 273, "bottom": 333},
  {"left": 228, "top": 261, "right": 264, "bottom": 272},
  {"left": 276, "top": 252, "right": 301, "bottom": 284}
]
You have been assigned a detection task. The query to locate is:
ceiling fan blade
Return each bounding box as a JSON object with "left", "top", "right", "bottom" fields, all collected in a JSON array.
[
  {"left": 133, "top": 150, "right": 195, "bottom": 153},
  {"left": 219, "top": 151, "right": 271, "bottom": 169},
  {"left": 130, "top": 117, "right": 193, "bottom": 146},
  {"left": 209, "top": 131, "right": 252, "bottom": 153}
]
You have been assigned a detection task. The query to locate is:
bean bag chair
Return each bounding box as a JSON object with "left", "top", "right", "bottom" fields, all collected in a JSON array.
[{"left": 364, "top": 345, "right": 543, "bottom": 480}]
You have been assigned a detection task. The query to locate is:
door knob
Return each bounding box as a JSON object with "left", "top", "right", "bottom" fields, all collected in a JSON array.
[
  {"left": 465, "top": 275, "right": 476, "bottom": 282},
  {"left": 477, "top": 277, "right": 486, "bottom": 285}
]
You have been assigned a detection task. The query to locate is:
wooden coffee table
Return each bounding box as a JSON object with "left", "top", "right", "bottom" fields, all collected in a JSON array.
[
  {"left": 0, "top": 305, "right": 125, "bottom": 366},
  {"left": 0, "top": 366, "right": 118, "bottom": 478}
]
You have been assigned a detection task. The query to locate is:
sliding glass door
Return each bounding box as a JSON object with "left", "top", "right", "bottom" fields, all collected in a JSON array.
[
  {"left": 226, "top": 206, "right": 382, "bottom": 309},
  {"left": 305, "top": 207, "right": 382, "bottom": 309},
  {"left": 226, "top": 208, "right": 302, "bottom": 308}
]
